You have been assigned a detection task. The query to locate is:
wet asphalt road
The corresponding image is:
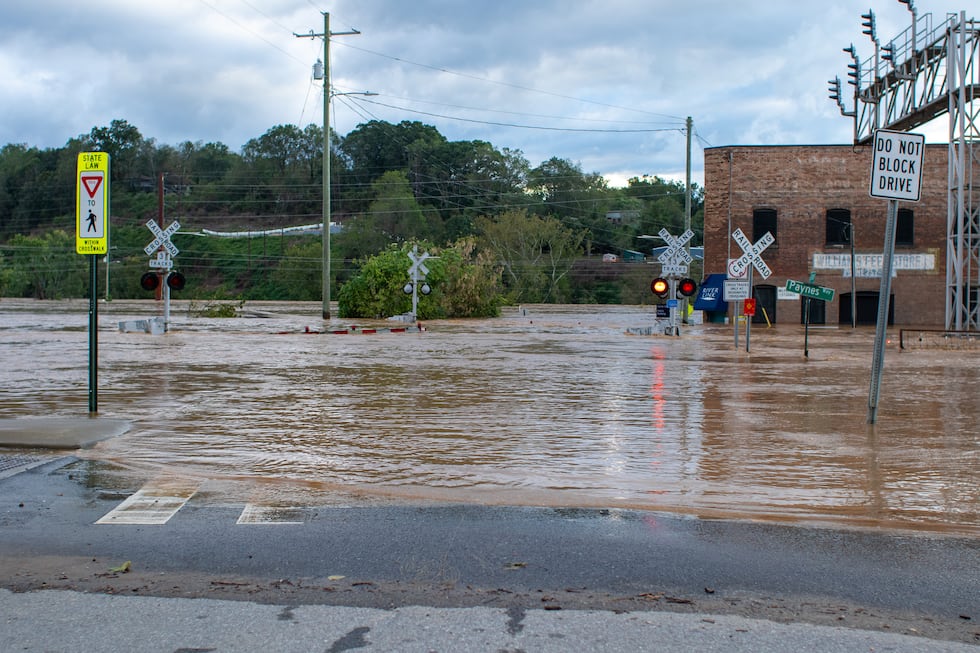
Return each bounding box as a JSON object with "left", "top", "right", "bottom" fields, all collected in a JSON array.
[{"left": 0, "top": 457, "right": 977, "bottom": 650}]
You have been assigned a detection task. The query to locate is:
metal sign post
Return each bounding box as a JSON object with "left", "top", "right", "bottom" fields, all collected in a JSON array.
[
  {"left": 868, "top": 200, "right": 899, "bottom": 423},
  {"left": 785, "top": 275, "right": 835, "bottom": 358},
  {"left": 404, "top": 245, "right": 436, "bottom": 322},
  {"left": 867, "top": 130, "right": 924, "bottom": 424},
  {"left": 656, "top": 228, "right": 694, "bottom": 335},
  {"left": 144, "top": 219, "right": 180, "bottom": 332},
  {"left": 76, "top": 152, "right": 110, "bottom": 413}
]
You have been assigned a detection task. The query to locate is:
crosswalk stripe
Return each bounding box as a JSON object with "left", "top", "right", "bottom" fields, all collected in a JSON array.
[
  {"left": 96, "top": 481, "right": 200, "bottom": 525},
  {"left": 236, "top": 504, "right": 306, "bottom": 525}
]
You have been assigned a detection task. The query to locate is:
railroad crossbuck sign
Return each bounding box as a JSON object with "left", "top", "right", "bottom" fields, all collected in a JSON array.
[
  {"left": 870, "top": 129, "right": 924, "bottom": 202},
  {"left": 657, "top": 228, "right": 694, "bottom": 275},
  {"left": 76, "top": 152, "right": 110, "bottom": 255},
  {"left": 728, "top": 228, "right": 774, "bottom": 280},
  {"left": 145, "top": 219, "right": 180, "bottom": 269},
  {"left": 408, "top": 246, "right": 431, "bottom": 279}
]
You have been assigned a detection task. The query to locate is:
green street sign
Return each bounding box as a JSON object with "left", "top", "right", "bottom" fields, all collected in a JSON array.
[{"left": 786, "top": 279, "right": 835, "bottom": 302}]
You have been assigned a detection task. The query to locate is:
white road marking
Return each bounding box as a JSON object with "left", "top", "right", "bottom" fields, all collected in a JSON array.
[
  {"left": 236, "top": 504, "right": 306, "bottom": 525},
  {"left": 96, "top": 481, "right": 199, "bottom": 525}
]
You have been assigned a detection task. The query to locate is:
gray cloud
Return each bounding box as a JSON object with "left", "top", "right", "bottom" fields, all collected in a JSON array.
[{"left": 0, "top": 0, "right": 965, "bottom": 184}]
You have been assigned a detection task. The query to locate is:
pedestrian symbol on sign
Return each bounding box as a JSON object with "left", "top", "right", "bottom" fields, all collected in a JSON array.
[{"left": 76, "top": 155, "right": 109, "bottom": 254}]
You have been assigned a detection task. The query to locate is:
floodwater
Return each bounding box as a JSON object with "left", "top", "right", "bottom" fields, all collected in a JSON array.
[{"left": 1, "top": 298, "right": 977, "bottom": 536}]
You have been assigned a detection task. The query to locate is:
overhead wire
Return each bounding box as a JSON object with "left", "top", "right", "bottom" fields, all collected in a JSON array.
[
  {"left": 351, "top": 97, "right": 684, "bottom": 134},
  {"left": 3, "top": 5, "right": 703, "bottom": 267},
  {"left": 333, "top": 40, "right": 685, "bottom": 122}
]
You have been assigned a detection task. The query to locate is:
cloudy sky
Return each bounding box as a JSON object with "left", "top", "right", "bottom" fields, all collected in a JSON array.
[{"left": 0, "top": 1, "right": 969, "bottom": 185}]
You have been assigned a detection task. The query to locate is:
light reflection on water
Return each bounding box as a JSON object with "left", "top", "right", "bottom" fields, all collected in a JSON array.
[{"left": 0, "top": 298, "right": 977, "bottom": 535}]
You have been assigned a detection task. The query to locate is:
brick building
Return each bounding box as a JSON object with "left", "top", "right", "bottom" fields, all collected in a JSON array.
[{"left": 702, "top": 144, "right": 951, "bottom": 327}]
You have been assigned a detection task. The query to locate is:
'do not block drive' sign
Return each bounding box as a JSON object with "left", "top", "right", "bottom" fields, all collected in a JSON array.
[{"left": 869, "top": 129, "right": 924, "bottom": 202}]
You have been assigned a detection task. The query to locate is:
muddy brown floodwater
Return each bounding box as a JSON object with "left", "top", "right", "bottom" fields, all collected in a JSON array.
[{"left": 0, "top": 298, "right": 977, "bottom": 536}]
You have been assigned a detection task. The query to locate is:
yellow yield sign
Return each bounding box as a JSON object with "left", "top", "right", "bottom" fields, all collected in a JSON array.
[{"left": 76, "top": 152, "right": 110, "bottom": 255}]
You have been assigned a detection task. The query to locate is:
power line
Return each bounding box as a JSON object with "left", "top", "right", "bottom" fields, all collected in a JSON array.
[
  {"left": 197, "top": 0, "right": 301, "bottom": 63},
  {"left": 335, "top": 41, "right": 685, "bottom": 122},
  {"left": 352, "top": 97, "right": 683, "bottom": 134}
]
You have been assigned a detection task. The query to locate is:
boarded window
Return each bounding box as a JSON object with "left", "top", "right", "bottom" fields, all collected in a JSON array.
[
  {"left": 896, "top": 208, "right": 914, "bottom": 247},
  {"left": 753, "top": 208, "right": 777, "bottom": 247},
  {"left": 826, "top": 209, "right": 851, "bottom": 245}
]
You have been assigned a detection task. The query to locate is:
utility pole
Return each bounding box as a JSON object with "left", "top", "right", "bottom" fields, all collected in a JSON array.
[
  {"left": 683, "top": 116, "right": 693, "bottom": 323},
  {"left": 295, "top": 13, "right": 360, "bottom": 320}
]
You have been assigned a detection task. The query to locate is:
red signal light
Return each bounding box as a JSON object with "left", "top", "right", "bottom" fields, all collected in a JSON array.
[
  {"left": 650, "top": 277, "right": 669, "bottom": 297},
  {"left": 166, "top": 271, "right": 186, "bottom": 291},
  {"left": 140, "top": 272, "right": 160, "bottom": 292},
  {"left": 677, "top": 278, "right": 697, "bottom": 297}
]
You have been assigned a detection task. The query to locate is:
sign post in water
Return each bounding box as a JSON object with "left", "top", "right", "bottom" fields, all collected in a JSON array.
[
  {"left": 76, "top": 152, "right": 110, "bottom": 413},
  {"left": 867, "top": 130, "right": 925, "bottom": 424}
]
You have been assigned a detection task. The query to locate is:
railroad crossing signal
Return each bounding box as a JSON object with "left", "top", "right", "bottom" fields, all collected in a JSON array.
[
  {"left": 728, "top": 228, "right": 774, "bottom": 279},
  {"left": 406, "top": 245, "right": 437, "bottom": 321},
  {"left": 408, "top": 246, "right": 431, "bottom": 279},
  {"left": 657, "top": 228, "right": 694, "bottom": 274},
  {"left": 651, "top": 277, "right": 669, "bottom": 297},
  {"left": 144, "top": 219, "right": 180, "bottom": 271},
  {"left": 144, "top": 219, "right": 180, "bottom": 257},
  {"left": 677, "top": 278, "right": 698, "bottom": 297}
]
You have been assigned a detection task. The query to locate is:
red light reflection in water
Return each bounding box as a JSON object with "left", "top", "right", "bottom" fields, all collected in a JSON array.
[{"left": 648, "top": 346, "right": 666, "bottom": 482}]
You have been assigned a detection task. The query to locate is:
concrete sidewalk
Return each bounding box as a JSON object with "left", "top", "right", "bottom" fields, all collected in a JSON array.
[
  {"left": 0, "top": 417, "right": 129, "bottom": 449},
  {"left": 2, "top": 588, "right": 974, "bottom": 653}
]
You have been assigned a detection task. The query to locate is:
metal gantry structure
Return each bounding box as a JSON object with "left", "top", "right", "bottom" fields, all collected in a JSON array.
[{"left": 830, "top": 4, "right": 979, "bottom": 330}]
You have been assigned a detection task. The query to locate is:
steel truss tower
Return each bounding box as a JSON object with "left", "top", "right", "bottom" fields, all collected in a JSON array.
[{"left": 844, "top": 10, "right": 979, "bottom": 330}]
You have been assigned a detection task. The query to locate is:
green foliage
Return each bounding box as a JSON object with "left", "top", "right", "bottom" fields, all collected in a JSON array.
[
  {"left": 0, "top": 252, "right": 9, "bottom": 296},
  {"left": 188, "top": 297, "right": 244, "bottom": 317},
  {"left": 336, "top": 170, "right": 434, "bottom": 262},
  {"left": 263, "top": 240, "right": 321, "bottom": 301},
  {"left": 434, "top": 237, "right": 503, "bottom": 318},
  {"left": 88, "top": 119, "right": 143, "bottom": 182},
  {"left": 4, "top": 230, "right": 87, "bottom": 298},
  {"left": 338, "top": 239, "right": 503, "bottom": 319},
  {"left": 476, "top": 209, "right": 585, "bottom": 303},
  {"left": 0, "top": 117, "right": 704, "bottom": 307},
  {"left": 337, "top": 243, "right": 414, "bottom": 319},
  {"left": 627, "top": 175, "right": 704, "bottom": 244}
]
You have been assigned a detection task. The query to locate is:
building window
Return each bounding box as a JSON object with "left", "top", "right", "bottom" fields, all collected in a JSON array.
[
  {"left": 826, "top": 209, "right": 851, "bottom": 245},
  {"left": 753, "top": 208, "right": 777, "bottom": 246},
  {"left": 896, "top": 208, "right": 914, "bottom": 247}
]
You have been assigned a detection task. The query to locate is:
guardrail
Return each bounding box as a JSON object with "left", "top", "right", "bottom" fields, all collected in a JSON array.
[{"left": 899, "top": 328, "right": 980, "bottom": 349}]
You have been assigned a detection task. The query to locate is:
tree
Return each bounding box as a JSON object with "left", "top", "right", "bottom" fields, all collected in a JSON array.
[
  {"left": 435, "top": 237, "right": 503, "bottom": 318},
  {"left": 242, "top": 124, "right": 320, "bottom": 180},
  {"left": 237, "top": 124, "right": 322, "bottom": 221},
  {"left": 88, "top": 119, "right": 144, "bottom": 182},
  {"left": 338, "top": 239, "right": 502, "bottom": 319},
  {"left": 627, "top": 175, "right": 704, "bottom": 245},
  {"left": 337, "top": 242, "right": 417, "bottom": 319},
  {"left": 0, "top": 143, "right": 70, "bottom": 236},
  {"left": 0, "top": 250, "right": 9, "bottom": 295},
  {"left": 339, "top": 120, "right": 445, "bottom": 187},
  {"left": 527, "top": 157, "right": 610, "bottom": 222},
  {"left": 406, "top": 139, "right": 530, "bottom": 220},
  {"left": 337, "top": 170, "right": 437, "bottom": 262},
  {"left": 476, "top": 209, "right": 585, "bottom": 303},
  {"left": 5, "top": 230, "right": 86, "bottom": 298},
  {"left": 264, "top": 240, "right": 321, "bottom": 300}
]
